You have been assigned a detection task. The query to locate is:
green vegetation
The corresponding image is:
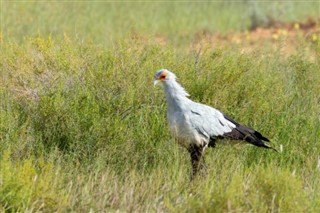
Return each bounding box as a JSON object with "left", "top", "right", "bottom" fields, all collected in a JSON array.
[
  {"left": 2, "top": 1, "right": 320, "bottom": 45},
  {"left": 1, "top": 1, "right": 320, "bottom": 212}
]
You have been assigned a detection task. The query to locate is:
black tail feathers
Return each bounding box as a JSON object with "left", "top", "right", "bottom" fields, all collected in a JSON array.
[{"left": 222, "top": 114, "right": 277, "bottom": 152}]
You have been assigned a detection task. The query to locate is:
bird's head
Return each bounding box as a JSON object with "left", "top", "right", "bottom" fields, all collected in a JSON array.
[{"left": 153, "top": 69, "right": 176, "bottom": 86}]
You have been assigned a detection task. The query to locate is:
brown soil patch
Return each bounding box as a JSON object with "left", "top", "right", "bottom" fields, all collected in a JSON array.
[{"left": 193, "top": 17, "right": 320, "bottom": 59}]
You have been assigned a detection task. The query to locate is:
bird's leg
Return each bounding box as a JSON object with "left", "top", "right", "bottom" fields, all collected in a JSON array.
[
  {"left": 202, "top": 145, "right": 208, "bottom": 176},
  {"left": 199, "top": 145, "right": 208, "bottom": 177},
  {"left": 189, "top": 145, "right": 203, "bottom": 181}
]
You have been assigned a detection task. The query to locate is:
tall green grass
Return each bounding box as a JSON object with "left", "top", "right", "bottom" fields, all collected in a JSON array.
[
  {"left": 1, "top": 35, "right": 320, "bottom": 211},
  {"left": 1, "top": 1, "right": 320, "bottom": 212}
]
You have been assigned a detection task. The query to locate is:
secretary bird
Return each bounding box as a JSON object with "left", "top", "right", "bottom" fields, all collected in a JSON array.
[{"left": 154, "top": 69, "right": 277, "bottom": 180}]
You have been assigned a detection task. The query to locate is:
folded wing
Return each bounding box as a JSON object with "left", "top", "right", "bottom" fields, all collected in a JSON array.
[{"left": 189, "top": 102, "right": 277, "bottom": 151}]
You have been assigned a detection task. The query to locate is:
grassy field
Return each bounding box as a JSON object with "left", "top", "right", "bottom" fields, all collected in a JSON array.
[
  {"left": 1, "top": 1, "right": 320, "bottom": 212},
  {"left": 2, "top": 1, "right": 320, "bottom": 45}
]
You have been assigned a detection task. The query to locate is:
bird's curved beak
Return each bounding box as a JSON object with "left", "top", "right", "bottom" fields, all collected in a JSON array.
[{"left": 153, "top": 79, "right": 160, "bottom": 86}]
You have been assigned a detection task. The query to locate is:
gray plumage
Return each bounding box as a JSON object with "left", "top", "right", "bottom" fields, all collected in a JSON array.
[{"left": 154, "top": 69, "right": 276, "bottom": 180}]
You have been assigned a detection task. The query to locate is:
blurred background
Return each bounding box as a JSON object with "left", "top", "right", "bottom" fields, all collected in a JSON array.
[{"left": 2, "top": 1, "right": 319, "bottom": 46}]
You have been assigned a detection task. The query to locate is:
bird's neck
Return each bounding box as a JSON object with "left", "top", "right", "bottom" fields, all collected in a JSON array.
[{"left": 163, "top": 80, "right": 190, "bottom": 111}]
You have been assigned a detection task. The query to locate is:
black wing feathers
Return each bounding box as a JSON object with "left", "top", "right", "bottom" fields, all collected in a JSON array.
[{"left": 222, "top": 114, "right": 277, "bottom": 152}]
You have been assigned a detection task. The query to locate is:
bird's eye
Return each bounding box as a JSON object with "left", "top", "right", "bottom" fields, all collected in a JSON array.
[{"left": 160, "top": 75, "right": 166, "bottom": 79}]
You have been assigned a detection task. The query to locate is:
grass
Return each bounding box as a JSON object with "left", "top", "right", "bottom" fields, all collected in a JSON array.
[
  {"left": 1, "top": 1, "right": 320, "bottom": 212},
  {"left": 2, "top": 1, "right": 320, "bottom": 46}
]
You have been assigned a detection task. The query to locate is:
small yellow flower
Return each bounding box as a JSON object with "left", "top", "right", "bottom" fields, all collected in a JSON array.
[
  {"left": 281, "top": 29, "right": 288, "bottom": 36},
  {"left": 312, "top": 34, "right": 317, "bottom": 42},
  {"left": 245, "top": 31, "right": 250, "bottom": 40},
  {"left": 294, "top": 23, "right": 300, "bottom": 30},
  {"left": 272, "top": 34, "right": 279, "bottom": 40}
]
